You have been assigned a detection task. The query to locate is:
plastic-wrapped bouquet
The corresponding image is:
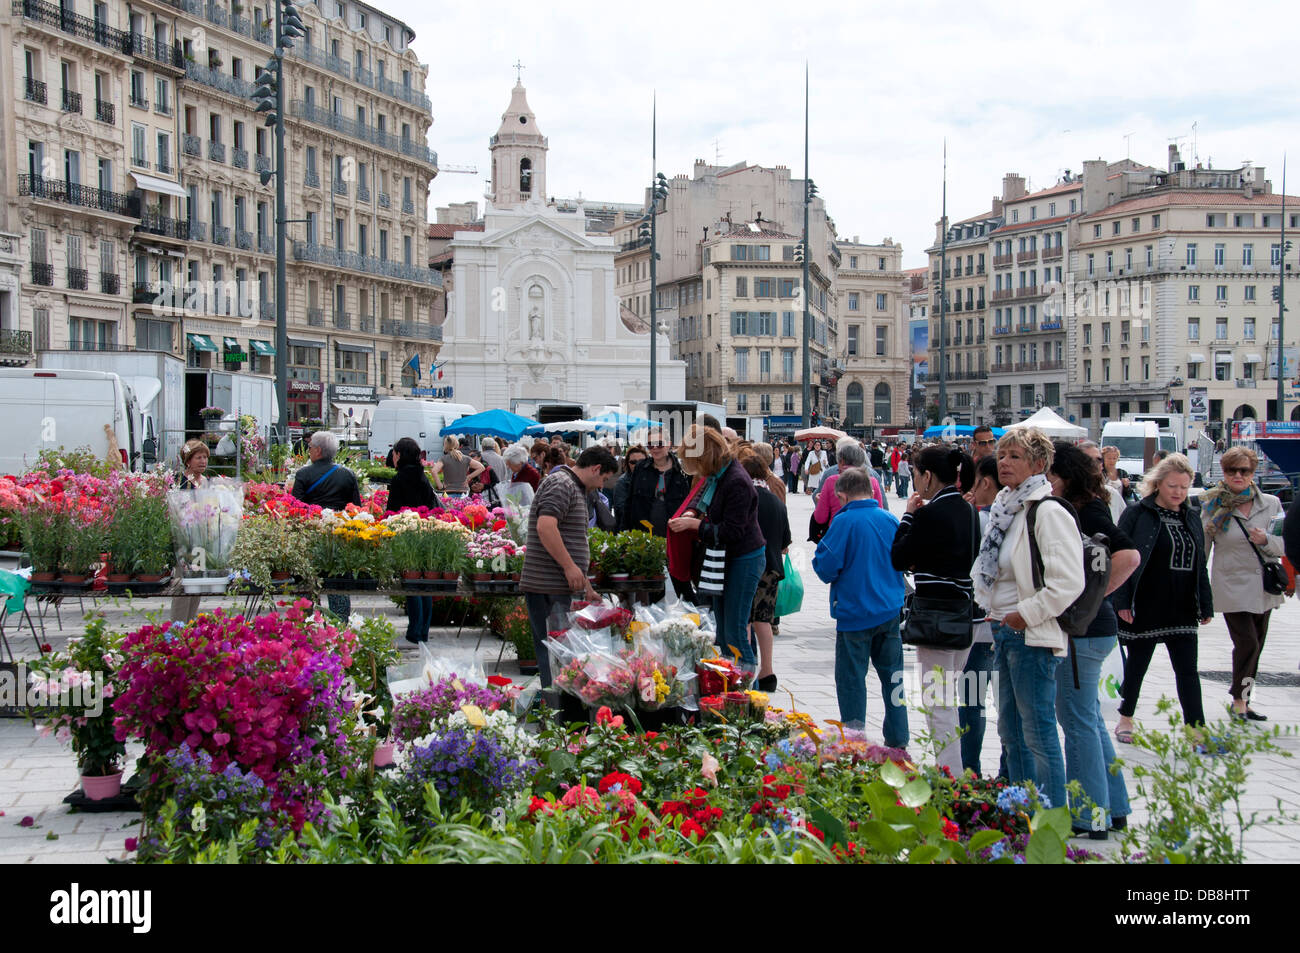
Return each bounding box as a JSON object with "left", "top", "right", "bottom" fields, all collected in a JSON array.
[{"left": 168, "top": 479, "right": 244, "bottom": 573}]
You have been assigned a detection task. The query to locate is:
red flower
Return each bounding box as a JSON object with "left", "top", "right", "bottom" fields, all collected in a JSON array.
[
  {"left": 527, "top": 796, "right": 556, "bottom": 817},
  {"left": 806, "top": 824, "right": 825, "bottom": 842},
  {"left": 942, "top": 819, "right": 960, "bottom": 841},
  {"left": 761, "top": 775, "right": 792, "bottom": 800},
  {"left": 679, "top": 819, "right": 706, "bottom": 841},
  {"left": 598, "top": 771, "right": 642, "bottom": 795},
  {"left": 124, "top": 837, "right": 138, "bottom": 851},
  {"left": 594, "top": 706, "right": 624, "bottom": 728},
  {"left": 486, "top": 675, "right": 513, "bottom": 688}
]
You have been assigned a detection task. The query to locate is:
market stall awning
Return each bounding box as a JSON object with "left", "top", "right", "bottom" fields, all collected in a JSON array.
[
  {"left": 588, "top": 411, "right": 657, "bottom": 431},
  {"left": 129, "top": 171, "right": 188, "bottom": 199},
  {"left": 186, "top": 333, "right": 217, "bottom": 352},
  {"left": 921, "top": 425, "right": 1008, "bottom": 439},
  {"left": 794, "top": 426, "right": 849, "bottom": 443},
  {"left": 524, "top": 419, "right": 602, "bottom": 435},
  {"left": 222, "top": 336, "right": 240, "bottom": 350},
  {"left": 440, "top": 408, "right": 538, "bottom": 441},
  {"left": 250, "top": 340, "right": 275, "bottom": 356}
]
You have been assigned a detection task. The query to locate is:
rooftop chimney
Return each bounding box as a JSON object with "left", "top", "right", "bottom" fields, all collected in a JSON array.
[{"left": 1002, "top": 173, "right": 1027, "bottom": 201}]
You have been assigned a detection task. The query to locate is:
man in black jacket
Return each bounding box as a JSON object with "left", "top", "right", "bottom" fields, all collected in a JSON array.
[{"left": 292, "top": 430, "right": 362, "bottom": 619}]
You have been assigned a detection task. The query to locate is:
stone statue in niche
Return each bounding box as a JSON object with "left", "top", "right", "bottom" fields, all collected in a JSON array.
[{"left": 529, "top": 305, "right": 542, "bottom": 340}]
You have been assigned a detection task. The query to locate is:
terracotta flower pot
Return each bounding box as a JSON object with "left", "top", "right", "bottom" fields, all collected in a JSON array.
[
  {"left": 270, "top": 570, "right": 292, "bottom": 581},
  {"left": 30, "top": 572, "right": 57, "bottom": 582},
  {"left": 441, "top": 572, "right": 458, "bottom": 581},
  {"left": 401, "top": 570, "right": 422, "bottom": 580},
  {"left": 423, "top": 570, "right": 440, "bottom": 579},
  {"left": 60, "top": 574, "right": 88, "bottom": 584},
  {"left": 106, "top": 573, "right": 131, "bottom": 583},
  {"left": 493, "top": 572, "right": 509, "bottom": 581},
  {"left": 81, "top": 771, "right": 124, "bottom": 801},
  {"left": 471, "top": 573, "right": 491, "bottom": 582},
  {"left": 133, "top": 573, "right": 165, "bottom": 583},
  {"left": 510, "top": 572, "right": 521, "bottom": 582}
]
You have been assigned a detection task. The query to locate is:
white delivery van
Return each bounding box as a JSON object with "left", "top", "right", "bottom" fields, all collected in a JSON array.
[
  {"left": 367, "top": 399, "right": 476, "bottom": 462},
  {"left": 0, "top": 368, "right": 141, "bottom": 475},
  {"left": 1100, "top": 419, "right": 1160, "bottom": 478}
]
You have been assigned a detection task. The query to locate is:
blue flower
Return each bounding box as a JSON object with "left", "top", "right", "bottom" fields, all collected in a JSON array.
[
  {"left": 996, "top": 786, "right": 1031, "bottom": 812},
  {"left": 988, "top": 840, "right": 1007, "bottom": 860}
]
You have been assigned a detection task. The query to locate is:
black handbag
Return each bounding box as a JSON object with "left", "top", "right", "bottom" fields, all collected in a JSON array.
[
  {"left": 899, "top": 500, "right": 980, "bottom": 649},
  {"left": 1233, "top": 515, "right": 1287, "bottom": 595},
  {"left": 900, "top": 594, "right": 975, "bottom": 649}
]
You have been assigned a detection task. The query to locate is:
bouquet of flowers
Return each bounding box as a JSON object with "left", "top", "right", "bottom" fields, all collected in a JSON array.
[
  {"left": 168, "top": 479, "right": 244, "bottom": 574},
  {"left": 697, "top": 656, "right": 750, "bottom": 695}
]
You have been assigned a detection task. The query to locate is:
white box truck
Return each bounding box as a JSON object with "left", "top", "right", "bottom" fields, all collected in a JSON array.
[
  {"left": 37, "top": 349, "right": 185, "bottom": 468},
  {"left": 1101, "top": 419, "right": 1160, "bottom": 477},
  {"left": 368, "top": 399, "right": 477, "bottom": 462},
  {"left": 0, "top": 368, "right": 144, "bottom": 475}
]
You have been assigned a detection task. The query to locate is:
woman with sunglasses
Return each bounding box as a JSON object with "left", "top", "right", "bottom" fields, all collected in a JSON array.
[
  {"left": 1200, "top": 446, "right": 1284, "bottom": 721},
  {"left": 618, "top": 436, "right": 690, "bottom": 537}
]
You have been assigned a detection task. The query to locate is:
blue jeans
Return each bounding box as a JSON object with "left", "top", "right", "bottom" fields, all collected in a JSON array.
[
  {"left": 992, "top": 621, "right": 1066, "bottom": 811},
  {"left": 713, "top": 547, "right": 765, "bottom": 669},
  {"left": 895, "top": 476, "right": 909, "bottom": 498},
  {"left": 834, "top": 618, "right": 909, "bottom": 748},
  {"left": 525, "top": 591, "right": 573, "bottom": 688},
  {"left": 1056, "top": 635, "right": 1131, "bottom": 828},
  {"left": 958, "top": 640, "right": 997, "bottom": 776},
  {"left": 405, "top": 595, "right": 432, "bottom": 643}
]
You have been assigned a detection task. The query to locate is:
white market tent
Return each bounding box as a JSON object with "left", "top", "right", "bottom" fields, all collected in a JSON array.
[{"left": 1004, "top": 407, "right": 1087, "bottom": 439}]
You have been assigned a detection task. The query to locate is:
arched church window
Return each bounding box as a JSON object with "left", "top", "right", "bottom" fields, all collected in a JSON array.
[{"left": 520, "top": 158, "right": 532, "bottom": 195}]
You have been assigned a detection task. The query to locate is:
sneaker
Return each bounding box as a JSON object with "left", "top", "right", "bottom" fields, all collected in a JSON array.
[{"left": 1246, "top": 708, "right": 1267, "bottom": 722}]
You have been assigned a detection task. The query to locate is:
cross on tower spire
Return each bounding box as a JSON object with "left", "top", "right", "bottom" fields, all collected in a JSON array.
[{"left": 513, "top": 60, "right": 525, "bottom": 83}]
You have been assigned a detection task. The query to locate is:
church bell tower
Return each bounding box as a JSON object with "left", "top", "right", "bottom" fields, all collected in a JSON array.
[{"left": 489, "top": 81, "right": 549, "bottom": 208}]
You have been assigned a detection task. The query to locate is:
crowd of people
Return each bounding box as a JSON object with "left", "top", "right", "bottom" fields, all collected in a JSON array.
[{"left": 170, "top": 414, "right": 1287, "bottom": 841}]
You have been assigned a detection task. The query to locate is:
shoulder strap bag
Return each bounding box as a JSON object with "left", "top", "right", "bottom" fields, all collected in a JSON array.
[
  {"left": 695, "top": 472, "right": 727, "bottom": 597},
  {"left": 900, "top": 499, "right": 980, "bottom": 649},
  {"left": 305, "top": 464, "right": 340, "bottom": 498},
  {"left": 1233, "top": 514, "right": 1288, "bottom": 595}
]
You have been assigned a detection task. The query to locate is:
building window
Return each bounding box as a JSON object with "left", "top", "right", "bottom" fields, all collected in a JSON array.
[
  {"left": 783, "top": 393, "right": 794, "bottom": 413},
  {"left": 1216, "top": 285, "right": 1228, "bottom": 302},
  {"left": 1188, "top": 317, "right": 1199, "bottom": 341},
  {"left": 755, "top": 278, "right": 773, "bottom": 297},
  {"left": 876, "top": 293, "right": 887, "bottom": 311},
  {"left": 1243, "top": 244, "right": 1254, "bottom": 267},
  {"left": 1244, "top": 317, "right": 1255, "bottom": 339},
  {"left": 873, "top": 383, "right": 891, "bottom": 424},
  {"left": 1214, "top": 243, "right": 1225, "bottom": 266},
  {"left": 845, "top": 382, "right": 863, "bottom": 426},
  {"left": 1215, "top": 353, "right": 1231, "bottom": 382},
  {"left": 1186, "top": 243, "right": 1197, "bottom": 266},
  {"left": 848, "top": 292, "right": 859, "bottom": 311},
  {"left": 1188, "top": 285, "right": 1199, "bottom": 302},
  {"left": 875, "top": 326, "right": 887, "bottom": 356},
  {"left": 735, "top": 277, "right": 747, "bottom": 298},
  {"left": 847, "top": 325, "right": 858, "bottom": 355},
  {"left": 69, "top": 317, "right": 117, "bottom": 351}
]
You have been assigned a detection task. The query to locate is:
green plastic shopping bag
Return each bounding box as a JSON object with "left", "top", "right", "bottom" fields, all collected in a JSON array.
[{"left": 773, "top": 554, "right": 804, "bottom": 616}]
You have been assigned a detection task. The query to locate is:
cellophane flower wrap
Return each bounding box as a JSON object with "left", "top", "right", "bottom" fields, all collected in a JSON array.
[
  {"left": 111, "top": 599, "right": 357, "bottom": 829},
  {"left": 168, "top": 479, "right": 244, "bottom": 573}
]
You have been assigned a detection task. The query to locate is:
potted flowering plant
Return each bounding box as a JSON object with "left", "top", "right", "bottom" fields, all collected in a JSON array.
[
  {"left": 501, "top": 603, "right": 536, "bottom": 671},
  {"left": 200, "top": 406, "right": 226, "bottom": 433},
  {"left": 15, "top": 505, "right": 68, "bottom": 580},
  {"left": 61, "top": 511, "right": 106, "bottom": 583},
  {"left": 227, "top": 512, "right": 315, "bottom": 591},
  {"left": 347, "top": 615, "right": 400, "bottom": 764},
  {"left": 385, "top": 513, "right": 427, "bottom": 581},
  {"left": 29, "top": 615, "right": 128, "bottom": 799},
  {"left": 168, "top": 480, "right": 244, "bottom": 593},
  {"left": 430, "top": 527, "right": 466, "bottom": 580},
  {"left": 310, "top": 512, "right": 395, "bottom": 587}
]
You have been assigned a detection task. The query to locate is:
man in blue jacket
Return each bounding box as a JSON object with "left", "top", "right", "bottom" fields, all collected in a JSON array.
[{"left": 812, "top": 467, "right": 909, "bottom": 748}]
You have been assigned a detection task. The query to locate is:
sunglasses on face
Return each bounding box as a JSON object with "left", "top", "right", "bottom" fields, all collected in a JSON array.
[
  {"left": 974, "top": 439, "right": 997, "bottom": 447},
  {"left": 647, "top": 443, "right": 667, "bottom": 449},
  {"left": 1223, "top": 467, "right": 1254, "bottom": 476}
]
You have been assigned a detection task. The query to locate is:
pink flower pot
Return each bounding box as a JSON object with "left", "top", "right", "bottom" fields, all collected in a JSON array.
[
  {"left": 373, "top": 741, "right": 395, "bottom": 767},
  {"left": 81, "top": 771, "right": 124, "bottom": 801}
]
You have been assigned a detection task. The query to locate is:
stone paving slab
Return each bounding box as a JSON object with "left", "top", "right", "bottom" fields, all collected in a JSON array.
[{"left": 1, "top": 489, "right": 1296, "bottom": 862}]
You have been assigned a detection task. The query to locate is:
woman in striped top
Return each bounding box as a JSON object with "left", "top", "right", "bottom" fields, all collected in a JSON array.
[{"left": 891, "top": 444, "right": 977, "bottom": 774}]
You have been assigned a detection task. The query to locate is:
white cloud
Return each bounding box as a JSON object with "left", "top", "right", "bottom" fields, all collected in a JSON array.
[{"left": 392, "top": 0, "right": 1300, "bottom": 266}]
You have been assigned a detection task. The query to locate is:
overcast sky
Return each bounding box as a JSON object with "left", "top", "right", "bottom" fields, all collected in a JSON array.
[{"left": 396, "top": 0, "right": 1298, "bottom": 269}]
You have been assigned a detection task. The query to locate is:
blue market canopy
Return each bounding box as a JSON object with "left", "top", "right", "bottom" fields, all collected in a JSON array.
[
  {"left": 438, "top": 409, "right": 538, "bottom": 441},
  {"left": 524, "top": 419, "right": 602, "bottom": 435},
  {"left": 588, "top": 411, "right": 657, "bottom": 431},
  {"left": 920, "top": 425, "right": 1008, "bottom": 439}
]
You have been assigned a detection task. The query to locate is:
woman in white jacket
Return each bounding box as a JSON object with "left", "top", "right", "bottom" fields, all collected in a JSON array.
[{"left": 972, "top": 427, "right": 1084, "bottom": 812}]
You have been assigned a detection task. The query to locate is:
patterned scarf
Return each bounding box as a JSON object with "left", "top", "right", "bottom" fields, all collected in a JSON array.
[
  {"left": 1200, "top": 480, "right": 1258, "bottom": 542},
  {"left": 973, "top": 473, "right": 1048, "bottom": 602}
]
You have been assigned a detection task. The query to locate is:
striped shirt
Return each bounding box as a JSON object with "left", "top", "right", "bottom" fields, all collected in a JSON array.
[{"left": 521, "top": 466, "right": 590, "bottom": 594}]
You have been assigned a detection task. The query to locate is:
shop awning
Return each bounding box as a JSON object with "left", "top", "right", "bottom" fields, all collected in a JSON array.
[
  {"left": 1186, "top": 353, "right": 1206, "bottom": 364},
  {"left": 129, "top": 171, "right": 188, "bottom": 199},
  {"left": 1214, "top": 352, "right": 1233, "bottom": 363},
  {"left": 250, "top": 340, "right": 275, "bottom": 356},
  {"left": 288, "top": 337, "right": 325, "bottom": 349},
  {"left": 1245, "top": 353, "right": 1263, "bottom": 364},
  {"left": 222, "top": 336, "right": 241, "bottom": 350},
  {"left": 334, "top": 342, "right": 374, "bottom": 353},
  {"left": 186, "top": 333, "right": 217, "bottom": 352}
]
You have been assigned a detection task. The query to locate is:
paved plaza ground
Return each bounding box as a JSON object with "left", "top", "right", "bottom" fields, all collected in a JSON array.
[{"left": 2, "top": 489, "right": 1297, "bottom": 863}]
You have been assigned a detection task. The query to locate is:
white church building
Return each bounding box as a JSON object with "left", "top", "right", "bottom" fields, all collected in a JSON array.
[{"left": 442, "top": 82, "right": 684, "bottom": 414}]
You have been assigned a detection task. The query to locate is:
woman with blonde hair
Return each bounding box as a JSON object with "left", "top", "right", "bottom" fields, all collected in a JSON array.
[
  {"left": 1199, "top": 446, "right": 1284, "bottom": 721},
  {"left": 433, "top": 435, "right": 484, "bottom": 497},
  {"left": 1112, "top": 453, "right": 1212, "bottom": 741},
  {"left": 972, "top": 426, "right": 1083, "bottom": 811}
]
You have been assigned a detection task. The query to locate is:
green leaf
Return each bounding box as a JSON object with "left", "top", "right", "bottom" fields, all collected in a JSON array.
[
  {"left": 914, "top": 806, "right": 943, "bottom": 837},
  {"left": 966, "top": 829, "right": 1006, "bottom": 853},
  {"left": 863, "top": 781, "right": 895, "bottom": 819},
  {"left": 809, "top": 808, "right": 847, "bottom": 847},
  {"left": 879, "top": 760, "right": 907, "bottom": 788},
  {"left": 883, "top": 805, "right": 920, "bottom": 827},
  {"left": 1025, "top": 826, "right": 1066, "bottom": 865},
  {"left": 859, "top": 820, "right": 902, "bottom": 855},
  {"left": 547, "top": 751, "right": 576, "bottom": 776},
  {"left": 1032, "top": 805, "right": 1074, "bottom": 843},
  {"left": 908, "top": 843, "right": 941, "bottom": 864},
  {"left": 900, "top": 778, "right": 932, "bottom": 808}
]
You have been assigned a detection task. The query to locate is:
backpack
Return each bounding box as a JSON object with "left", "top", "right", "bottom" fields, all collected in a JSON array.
[{"left": 1025, "top": 497, "right": 1112, "bottom": 688}]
